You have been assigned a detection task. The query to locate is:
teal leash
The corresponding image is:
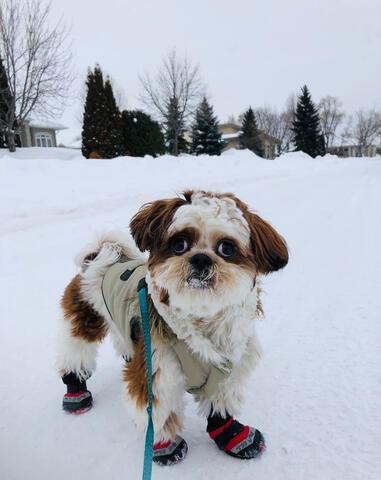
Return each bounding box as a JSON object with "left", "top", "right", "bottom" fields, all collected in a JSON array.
[{"left": 138, "top": 279, "right": 154, "bottom": 480}]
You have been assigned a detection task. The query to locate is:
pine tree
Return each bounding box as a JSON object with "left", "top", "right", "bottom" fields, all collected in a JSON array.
[
  {"left": 239, "top": 107, "right": 264, "bottom": 157},
  {"left": 102, "top": 77, "right": 124, "bottom": 158},
  {"left": 81, "top": 66, "right": 124, "bottom": 159},
  {"left": 121, "top": 110, "right": 165, "bottom": 157},
  {"left": 82, "top": 66, "right": 106, "bottom": 158},
  {"left": 292, "top": 85, "right": 326, "bottom": 157},
  {"left": 165, "top": 96, "right": 188, "bottom": 155},
  {"left": 191, "top": 97, "right": 226, "bottom": 155}
]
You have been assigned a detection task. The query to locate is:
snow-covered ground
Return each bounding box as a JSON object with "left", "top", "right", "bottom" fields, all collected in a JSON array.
[{"left": 1, "top": 148, "right": 380, "bottom": 480}]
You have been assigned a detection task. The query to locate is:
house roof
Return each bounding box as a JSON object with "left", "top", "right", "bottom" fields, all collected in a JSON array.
[
  {"left": 222, "top": 132, "right": 241, "bottom": 140},
  {"left": 27, "top": 118, "right": 68, "bottom": 131},
  {"left": 220, "top": 122, "right": 281, "bottom": 144}
]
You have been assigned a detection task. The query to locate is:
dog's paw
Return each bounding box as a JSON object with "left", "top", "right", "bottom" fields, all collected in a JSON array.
[
  {"left": 62, "top": 391, "right": 93, "bottom": 414},
  {"left": 224, "top": 428, "right": 265, "bottom": 459},
  {"left": 153, "top": 436, "right": 188, "bottom": 466},
  {"left": 208, "top": 414, "right": 265, "bottom": 460}
]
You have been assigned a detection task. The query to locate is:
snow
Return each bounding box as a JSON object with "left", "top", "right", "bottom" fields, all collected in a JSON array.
[
  {"left": 56, "top": 126, "right": 82, "bottom": 147},
  {"left": 27, "top": 118, "right": 68, "bottom": 131},
  {"left": 0, "top": 146, "right": 80, "bottom": 161},
  {"left": 221, "top": 132, "right": 241, "bottom": 139},
  {"left": 0, "top": 148, "right": 380, "bottom": 480}
]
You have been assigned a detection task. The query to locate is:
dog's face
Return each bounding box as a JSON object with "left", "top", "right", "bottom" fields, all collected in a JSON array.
[{"left": 130, "top": 190, "right": 288, "bottom": 314}]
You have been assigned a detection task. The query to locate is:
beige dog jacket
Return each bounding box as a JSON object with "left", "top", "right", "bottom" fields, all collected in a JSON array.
[{"left": 102, "top": 259, "right": 232, "bottom": 397}]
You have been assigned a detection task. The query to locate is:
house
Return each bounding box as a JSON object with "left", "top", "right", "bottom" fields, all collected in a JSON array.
[
  {"left": 19, "top": 118, "right": 68, "bottom": 148},
  {"left": 219, "top": 122, "right": 241, "bottom": 150},
  {"left": 219, "top": 122, "right": 281, "bottom": 159},
  {"left": 327, "top": 144, "right": 378, "bottom": 157}
]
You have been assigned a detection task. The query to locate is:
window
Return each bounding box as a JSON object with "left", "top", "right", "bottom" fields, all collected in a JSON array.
[{"left": 35, "top": 133, "right": 53, "bottom": 148}]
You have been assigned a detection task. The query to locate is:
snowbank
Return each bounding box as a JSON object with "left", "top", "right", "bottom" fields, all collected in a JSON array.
[
  {"left": 0, "top": 148, "right": 380, "bottom": 480},
  {"left": 0, "top": 147, "right": 372, "bottom": 235},
  {"left": 0, "top": 146, "right": 81, "bottom": 161}
]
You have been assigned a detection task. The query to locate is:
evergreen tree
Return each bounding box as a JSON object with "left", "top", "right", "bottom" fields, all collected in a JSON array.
[
  {"left": 239, "top": 107, "right": 264, "bottom": 157},
  {"left": 82, "top": 66, "right": 106, "bottom": 158},
  {"left": 81, "top": 65, "right": 124, "bottom": 159},
  {"left": 0, "top": 56, "right": 12, "bottom": 148},
  {"left": 165, "top": 96, "right": 188, "bottom": 155},
  {"left": 191, "top": 97, "right": 226, "bottom": 155},
  {"left": 102, "top": 77, "right": 124, "bottom": 158},
  {"left": 121, "top": 110, "right": 165, "bottom": 157},
  {"left": 292, "top": 85, "right": 326, "bottom": 157}
]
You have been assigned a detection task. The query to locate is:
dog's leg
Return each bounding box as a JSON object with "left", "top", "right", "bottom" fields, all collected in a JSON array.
[
  {"left": 57, "top": 274, "right": 108, "bottom": 414},
  {"left": 198, "top": 336, "right": 265, "bottom": 459},
  {"left": 123, "top": 341, "right": 188, "bottom": 466}
]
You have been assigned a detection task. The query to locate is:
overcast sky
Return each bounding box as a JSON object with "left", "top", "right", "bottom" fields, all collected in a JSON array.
[{"left": 49, "top": 0, "right": 381, "bottom": 143}]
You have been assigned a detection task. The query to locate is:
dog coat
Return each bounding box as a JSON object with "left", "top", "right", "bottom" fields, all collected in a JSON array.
[{"left": 102, "top": 259, "right": 232, "bottom": 397}]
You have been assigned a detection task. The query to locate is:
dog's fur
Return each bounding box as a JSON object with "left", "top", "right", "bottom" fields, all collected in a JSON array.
[{"left": 57, "top": 190, "right": 288, "bottom": 444}]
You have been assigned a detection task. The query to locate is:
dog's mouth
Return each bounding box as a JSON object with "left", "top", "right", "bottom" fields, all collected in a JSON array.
[
  {"left": 184, "top": 275, "right": 212, "bottom": 289},
  {"left": 184, "top": 267, "right": 216, "bottom": 289}
]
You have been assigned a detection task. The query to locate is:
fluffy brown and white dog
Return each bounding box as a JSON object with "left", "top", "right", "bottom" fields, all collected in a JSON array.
[{"left": 57, "top": 190, "right": 288, "bottom": 466}]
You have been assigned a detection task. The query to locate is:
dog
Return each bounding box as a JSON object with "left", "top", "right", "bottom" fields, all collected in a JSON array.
[{"left": 57, "top": 190, "right": 288, "bottom": 465}]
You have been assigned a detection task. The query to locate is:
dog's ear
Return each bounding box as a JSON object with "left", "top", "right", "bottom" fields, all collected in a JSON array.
[
  {"left": 245, "top": 212, "right": 289, "bottom": 274},
  {"left": 222, "top": 193, "right": 288, "bottom": 274},
  {"left": 130, "top": 195, "right": 189, "bottom": 252}
]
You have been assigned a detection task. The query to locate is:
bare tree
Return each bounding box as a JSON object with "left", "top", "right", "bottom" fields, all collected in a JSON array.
[
  {"left": 285, "top": 92, "right": 296, "bottom": 117},
  {"left": 226, "top": 114, "right": 237, "bottom": 124},
  {"left": 318, "top": 96, "right": 345, "bottom": 148},
  {"left": 237, "top": 94, "right": 295, "bottom": 154},
  {"left": 0, "top": 0, "right": 73, "bottom": 151},
  {"left": 339, "top": 115, "right": 353, "bottom": 146},
  {"left": 139, "top": 49, "right": 203, "bottom": 155},
  {"left": 352, "top": 109, "right": 381, "bottom": 153},
  {"left": 341, "top": 110, "right": 381, "bottom": 154},
  {"left": 253, "top": 102, "right": 294, "bottom": 154}
]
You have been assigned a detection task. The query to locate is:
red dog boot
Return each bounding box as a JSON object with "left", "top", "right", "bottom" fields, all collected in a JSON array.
[
  {"left": 207, "top": 411, "right": 265, "bottom": 459},
  {"left": 62, "top": 372, "right": 93, "bottom": 414},
  {"left": 153, "top": 436, "right": 188, "bottom": 466}
]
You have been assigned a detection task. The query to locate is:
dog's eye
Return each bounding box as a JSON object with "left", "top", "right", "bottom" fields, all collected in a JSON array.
[
  {"left": 171, "top": 236, "right": 189, "bottom": 255},
  {"left": 217, "top": 240, "right": 235, "bottom": 258}
]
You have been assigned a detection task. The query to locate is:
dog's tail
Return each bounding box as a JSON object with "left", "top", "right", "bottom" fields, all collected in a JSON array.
[{"left": 75, "top": 229, "right": 146, "bottom": 272}]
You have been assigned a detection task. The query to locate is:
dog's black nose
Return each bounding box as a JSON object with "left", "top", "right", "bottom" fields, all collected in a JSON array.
[{"left": 190, "top": 254, "right": 213, "bottom": 272}]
